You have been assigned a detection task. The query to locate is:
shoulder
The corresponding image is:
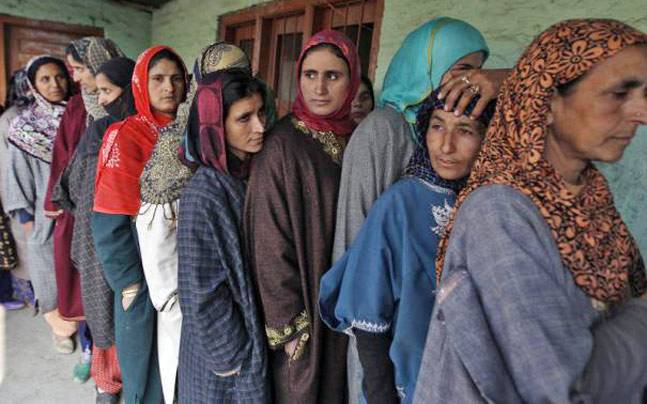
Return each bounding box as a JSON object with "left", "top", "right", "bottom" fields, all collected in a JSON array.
[
  {"left": 348, "top": 106, "right": 408, "bottom": 144},
  {"left": 457, "top": 184, "right": 544, "bottom": 226}
]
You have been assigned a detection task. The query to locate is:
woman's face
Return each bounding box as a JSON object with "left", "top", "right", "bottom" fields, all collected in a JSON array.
[
  {"left": 439, "top": 51, "right": 485, "bottom": 86},
  {"left": 300, "top": 47, "right": 350, "bottom": 117},
  {"left": 350, "top": 81, "right": 373, "bottom": 124},
  {"left": 148, "top": 58, "right": 185, "bottom": 118},
  {"left": 225, "top": 92, "right": 266, "bottom": 160},
  {"left": 426, "top": 108, "right": 485, "bottom": 180},
  {"left": 96, "top": 73, "right": 124, "bottom": 107},
  {"left": 34, "top": 63, "right": 69, "bottom": 104},
  {"left": 548, "top": 44, "right": 647, "bottom": 164},
  {"left": 66, "top": 54, "right": 96, "bottom": 92}
]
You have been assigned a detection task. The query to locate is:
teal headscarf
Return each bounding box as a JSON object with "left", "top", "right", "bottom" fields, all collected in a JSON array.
[{"left": 379, "top": 17, "right": 489, "bottom": 133}]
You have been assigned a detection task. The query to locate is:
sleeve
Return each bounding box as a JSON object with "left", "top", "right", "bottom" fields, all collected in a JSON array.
[
  {"left": 2, "top": 144, "right": 36, "bottom": 216},
  {"left": 44, "top": 100, "right": 84, "bottom": 211},
  {"left": 244, "top": 138, "right": 307, "bottom": 349},
  {"left": 91, "top": 212, "right": 144, "bottom": 293},
  {"left": 51, "top": 148, "right": 78, "bottom": 213},
  {"left": 430, "top": 186, "right": 596, "bottom": 402},
  {"left": 355, "top": 330, "right": 399, "bottom": 404},
  {"left": 319, "top": 189, "right": 402, "bottom": 334},
  {"left": 581, "top": 298, "right": 647, "bottom": 401},
  {"left": 332, "top": 110, "right": 413, "bottom": 261},
  {"left": 177, "top": 185, "right": 250, "bottom": 375}
]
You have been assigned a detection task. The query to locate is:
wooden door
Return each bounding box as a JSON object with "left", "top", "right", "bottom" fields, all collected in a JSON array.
[{"left": 0, "top": 15, "right": 103, "bottom": 105}]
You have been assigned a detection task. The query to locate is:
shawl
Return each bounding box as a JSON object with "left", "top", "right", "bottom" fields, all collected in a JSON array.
[
  {"left": 71, "top": 37, "right": 125, "bottom": 123},
  {"left": 435, "top": 19, "right": 647, "bottom": 306},
  {"left": 8, "top": 55, "right": 69, "bottom": 163},
  {"left": 378, "top": 17, "right": 489, "bottom": 139},
  {"left": 292, "top": 30, "right": 361, "bottom": 136},
  {"left": 405, "top": 89, "right": 495, "bottom": 192},
  {"left": 94, "top": 46, "right": 181, "bottom": 216}
]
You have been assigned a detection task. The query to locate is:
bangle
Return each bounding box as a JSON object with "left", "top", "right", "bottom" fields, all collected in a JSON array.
[{"left": 122, "top": 288, "right": 139, "bottom": 298}]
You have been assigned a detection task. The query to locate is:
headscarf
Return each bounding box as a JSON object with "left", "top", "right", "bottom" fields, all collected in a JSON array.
[
  {"left": 8, "top": 55, "right": 70, "bottom": 163},
  {"left": 405, "top": 89, "right": 495, "bottom": 192},
  {"left": 94, "top": 45, "right": 187, "bottom": 216},
  {"left": 436, "top": 19, "right": 647, "bottom": 307},
  {"left": 70, "top": 37, "right": 125, "bottom": 122},
  {"left": 140, "top": 42, "right": 257, "bottom": 206},
  {"left": 184, "top": 69, "right": 267, "bottom": 180},
  {"left": 292, "top": 30, "right": 361, "bottom": 136},
  {"left": 5, "top": 69, "right": 34, "bottom": 109},
  {"left": 379, "top": 17, "right": 489, "bottom": 139},
  {"left": 76, "top": 58, "right": 137, "bottom": 160}
]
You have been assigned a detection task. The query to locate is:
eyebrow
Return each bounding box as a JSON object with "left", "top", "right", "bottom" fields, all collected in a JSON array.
[
  {"left": 302, "top": 69, "right": 344, "bottom": 75},
  {"left": 609, "top": 78, "right": 644, "bottom": 91},
  {"left": 430, "top": 114, "right": 446, "bottom": 122}
]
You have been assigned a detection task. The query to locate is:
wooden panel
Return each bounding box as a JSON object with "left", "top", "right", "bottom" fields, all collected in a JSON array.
[{"left": 0, "top": 14, "right": 102, "bottom": 105}]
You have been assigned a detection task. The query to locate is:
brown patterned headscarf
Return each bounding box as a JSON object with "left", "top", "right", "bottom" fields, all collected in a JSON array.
[{"left": 436, "top": 19, "right": 647, "bottom": 306}]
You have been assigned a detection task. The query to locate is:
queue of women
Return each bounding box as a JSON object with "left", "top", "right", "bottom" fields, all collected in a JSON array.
[{"left": 0, "top": 15, "right": 646, "bottom": 404}]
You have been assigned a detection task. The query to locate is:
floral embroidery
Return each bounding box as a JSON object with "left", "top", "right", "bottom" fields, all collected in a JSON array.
[
  {"left": 292, "top": 118, "right": 347, "bottom": 165},
  {"left": 348, "top": 319, "right": 390, "bottom": 334},
  {"left": 431, "top": 199, "right": 452, "bottom": 237},
  {"left": 265, "top": 310, "right": 310, "bottom": 348},
  {"left": 101, "top": 128, "right": 120, "bottom": 167}
]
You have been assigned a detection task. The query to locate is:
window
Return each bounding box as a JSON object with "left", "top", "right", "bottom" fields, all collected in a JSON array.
[{"left": 219, "top": 0, "right": 384, "bottom": 116}]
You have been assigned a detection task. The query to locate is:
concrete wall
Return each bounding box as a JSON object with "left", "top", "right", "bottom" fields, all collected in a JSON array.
[
  {"left": 0, "top": 0, "right": 152, "bottom": 59},
  {"left": 120, "top": 0, "right": 647, "bottom": 253}
]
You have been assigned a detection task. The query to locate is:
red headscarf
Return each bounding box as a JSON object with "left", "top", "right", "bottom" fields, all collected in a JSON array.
[
  {"left": 292, "top": 30, "right": 361, "bottom": 136},
  {"left": 93, "top": 45, "right": 187, "bottom": 215}
]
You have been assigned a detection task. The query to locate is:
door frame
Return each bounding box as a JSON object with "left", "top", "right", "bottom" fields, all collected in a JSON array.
[{"left": 0, "top": 14, "right": 103, "bottom": 105}]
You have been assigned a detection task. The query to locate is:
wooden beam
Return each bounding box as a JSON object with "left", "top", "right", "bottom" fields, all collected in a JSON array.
[
  {"left": 0, "top": 14, "right": 103, "bottom": 36},
  {"left": 368, "top": 0, "right": 384, "bottom": 81}
]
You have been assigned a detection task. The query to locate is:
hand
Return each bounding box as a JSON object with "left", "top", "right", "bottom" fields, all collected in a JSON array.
[
  {"left": 121, "top": 282, "right": 141, "bottom": 311},
  {"left": 640, "top": 291, "right": 647, "bottom": 300},
  {"left": 438, "top": 68, "right": 510, "bottom": 119},
  {"left": 284, "top": 338, "right": 299, "bottom": 358},
  {"left": 22, "top": 221, "right": 34, "bottom": 234},
  {"left": 44, "top": 209, "right": 63, "bottom": 219}
]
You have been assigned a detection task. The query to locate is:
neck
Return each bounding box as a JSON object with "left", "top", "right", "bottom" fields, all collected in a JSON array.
[
  {"left": 544, "top": 131, "right": 587, "bottom": 191},
  {"left": 229, "top": 146, "right": 249, "bottom": 162}
]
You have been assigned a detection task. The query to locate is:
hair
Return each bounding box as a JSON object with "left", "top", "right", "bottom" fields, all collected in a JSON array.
[
  {"left": 5, "top": 69, "right": 33, "bottom": 109},
  {"left": 360, "top": 75, "right": 375, "bottom": 109},
  {"left": 415, "top": 91, "right": 495, "bottom": 137},
  {"left": 148, "top": 49, "right": 186, "bottom": 86},
  {"left": 96, "top": 57, "right": 136, "bottom": 88},
  {"left": 26, "top": 57, "right": 71, "bottom": 100},
  {"left": 64, "top": 43, "right": 82, "bottom": 63},
  {"left": 301, "top": 43, "right": 350, "bottom": 74},
  {"left": 555, "top": 74, "right": 585, "bottom": 96},
  {"left": 220, "top": 69, "right": 267, "bottom": 119}
]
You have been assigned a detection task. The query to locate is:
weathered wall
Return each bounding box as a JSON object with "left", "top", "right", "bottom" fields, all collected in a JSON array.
[
  {"left": 0, "top": 0, "right": 152, "bottom": 59},
  {"left": 157, "top": 0, "right": 647, "bottom": 253}
]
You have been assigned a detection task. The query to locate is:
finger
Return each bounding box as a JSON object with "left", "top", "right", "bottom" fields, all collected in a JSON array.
[
  {"left": 442, "top": 81, "right": 471, "bottom": 112},
  {"left": 454, "top": 90, "right": 476, "bottom": 117},
  {"left": 469, "top": 97, "right": 490, "bottom": 120},
  {"left": 438, "top": 74, "right": 468, "bottom": 100}
]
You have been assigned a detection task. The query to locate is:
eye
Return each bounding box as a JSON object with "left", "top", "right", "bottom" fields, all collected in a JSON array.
[
  {"left": 327, "top": 72, "right": 339, "bottom": 80},
  {"left": 458, "top": 128, "right": 476, "bottom": 136},
  {"left": 430, "top": 123, "right": 444, "bottom": 131},
  {"left": 153, "top": 76, "right": 163, "bottom": 82},
  {"left": 303, "top": 71, "right": 316, "bottom": 80},
  {"left": 172, "top": 76, "right": 184, "bottom": 83},
  {"left": 611, "top": 91, "right": 628, "bottom": 100},
  {"left": 238, "top": 114, "right": 250, "bottom": 123}
]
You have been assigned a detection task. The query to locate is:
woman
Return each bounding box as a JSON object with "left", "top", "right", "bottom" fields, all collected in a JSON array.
[
  {"left": 177, "top": 68, "right": 270, "bottom": 403},
  {"left": 91, "top": 45, "right": 186, "bottom": 404},
  {"left": 350, "top": 75, "right": 374, "bottom": 125},
  {"left": 136, "top": 41, "right": 251, "bottom": 403},
  {"left": 244, "top": 30, "right": 360, "bottom": 403},
  {"left": 331, "top": 18, "right": 502, "bottom": 402},
  {"left": 414, "top": 19, "right": 647, "bottom": 403},
  {"left": 0, "top": 69, "right": 34, "bottom": 308},
  {"left": 2, "top": 55, "right": 75, "bottom": 351},
  {"left": 320, "top": 91, "right": 495, "bottom": 403},
  {"left": 55, "top": 56, "right": 136, "bottom": 402}
]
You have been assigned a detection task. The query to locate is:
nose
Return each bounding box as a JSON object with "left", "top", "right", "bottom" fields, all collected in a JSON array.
[
  {"left": 627, "top": 94, "right": 647, "bottom": 125},
  {"left": 251, "top": 114, "right": 265, "bottom": 133},
  {"left": 440, "top": 131, "right": 456, "bottom": 154},
  {"left": 314, "top": 77, "right": 327, "bottom": 95}
]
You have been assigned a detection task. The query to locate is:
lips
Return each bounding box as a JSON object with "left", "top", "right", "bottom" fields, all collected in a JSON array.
[{"left": 311, "top": 99, "right": 330, "bottom": 106}]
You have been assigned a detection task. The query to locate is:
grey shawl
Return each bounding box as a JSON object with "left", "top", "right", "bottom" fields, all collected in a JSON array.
[
  {"left": 414, "top": 185, "right": 647, "bottom": 403},
  {"left": 2, "top": 142, "right": 56, "bottom": 312}
]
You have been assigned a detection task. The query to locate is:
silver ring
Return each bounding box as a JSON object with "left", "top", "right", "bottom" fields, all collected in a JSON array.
[
  {"left": 461, "top": 76, "right": 472, "bottom": 86},
  {"left": 468, "top": 84, "right": 480, "bottom": 95}
]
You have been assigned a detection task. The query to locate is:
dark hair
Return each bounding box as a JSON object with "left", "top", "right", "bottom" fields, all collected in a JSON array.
[
  {"left": 556, "top": 74, "right": 585, "bottom": 96},
  {"left": 360, "top": 75, "right": 375, "bottom": 109},
  {"left": 64, "top": 43, "right": 82, "bottom": 63},
  {"left": 415, "top": 90, "right": 496, "bottom": 137},
  {"left": 26, "top": 57, "right": 71, "bottom": 100},
  {"left": 97, "top": 57, "right": 136, "bottom": 88},
  {"left": 301, "top": 43, "right": 349, "bottom": 74},
  {"left": 149, "top": 49, "right": 184, "bottom": 72},
  {"left": 220, "top": 69, "right": 266, "bottom": 119},
  {"left": 5, "top": 69, "right": 33, "bottom": 109}
]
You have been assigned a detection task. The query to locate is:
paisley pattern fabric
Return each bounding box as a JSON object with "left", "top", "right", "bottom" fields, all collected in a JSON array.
[{"left": 436, "top": 19, "right": 647, "bottom": 306}]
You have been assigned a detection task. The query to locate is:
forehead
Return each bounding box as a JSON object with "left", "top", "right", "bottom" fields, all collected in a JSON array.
[
  {"left": 148, "top": 58, "right": 182, "bottom": 75},
  {"left": 451, "top": 51, "right": 485, "bottom": 68},
  {"left": 431, "top": 108, "right": 482, "bottom": 128},
  {"left": 36, "top": 63, "right": 63, "bottom": 76},
  {"left": 230, "top": 92, "right": 263, "bottom": 112},
  {"left": 95, "top": 73, "right": 116, "bottom": 86},
  {"left": 578, "top": 45, "right": 647, "bottom": 88},
  {"left": 301, "top": 47, "right": 348, "bottom": 72}
]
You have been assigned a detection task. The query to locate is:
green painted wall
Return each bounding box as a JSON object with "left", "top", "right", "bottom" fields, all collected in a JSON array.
[
  {"left": 158, "top": 0, "right": 647, "bottom": 254},
  {"left": 0, "top": 0, "right": 152, "bottom": 59}
]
